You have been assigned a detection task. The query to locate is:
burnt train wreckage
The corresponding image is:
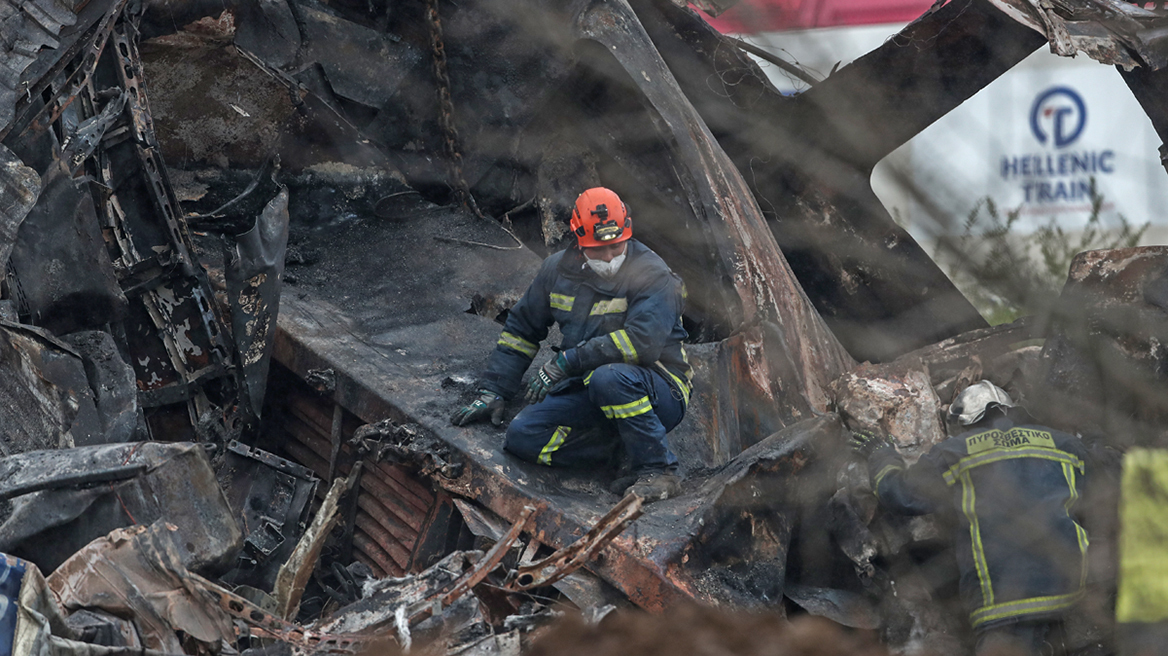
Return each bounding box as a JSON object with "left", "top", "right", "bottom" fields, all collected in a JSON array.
[{"left": 0, "top": 0, "right": 1166, "bottom": 652}]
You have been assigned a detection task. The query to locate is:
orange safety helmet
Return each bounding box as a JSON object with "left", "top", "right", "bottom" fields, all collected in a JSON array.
[{"left": 570, "top": 187, "right": 631, "bottom": 248}]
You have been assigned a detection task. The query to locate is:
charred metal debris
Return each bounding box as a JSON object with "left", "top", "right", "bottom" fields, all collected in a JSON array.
[{"left": 0, "top": 0, "right": 1166, "bottom": 653}]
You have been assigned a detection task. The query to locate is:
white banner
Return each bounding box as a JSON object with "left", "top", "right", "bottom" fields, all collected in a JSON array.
[{"left": 739, "top": 26, "right": 1168, "bottom": 238}]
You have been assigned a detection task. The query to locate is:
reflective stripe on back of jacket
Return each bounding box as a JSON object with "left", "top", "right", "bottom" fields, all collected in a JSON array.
[{"left": 868, "top": 410, "right": 1089, "bottom": 630}]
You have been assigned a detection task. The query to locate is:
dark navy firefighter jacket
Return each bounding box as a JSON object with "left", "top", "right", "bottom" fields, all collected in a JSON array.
[
  {"left": 480, "top": 239, "right": 692, "bottom": 403},
  {"left": 866, "top": 408, "right": 1088, "bottom": 631}
]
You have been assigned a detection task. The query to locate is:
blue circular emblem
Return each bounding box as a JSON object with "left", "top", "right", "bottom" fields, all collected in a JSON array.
[{"left": 1030, "top": 87, "right": 1086, "bottom": 148}]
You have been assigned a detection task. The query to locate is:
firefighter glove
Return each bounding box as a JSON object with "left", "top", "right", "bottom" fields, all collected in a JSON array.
[
  {"left": 850, "top": 430, "right": 892, "bottom": 458},
  {"left": 525, "top": 353, "right": 571, "bottom": 404},
  {"left": 451, "top": 389, "right": 505, "bottom": 427}
]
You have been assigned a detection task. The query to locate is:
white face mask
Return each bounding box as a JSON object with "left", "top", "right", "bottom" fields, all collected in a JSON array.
[{"left": 585, "top": 252, "right": 626, "bottom": 279}]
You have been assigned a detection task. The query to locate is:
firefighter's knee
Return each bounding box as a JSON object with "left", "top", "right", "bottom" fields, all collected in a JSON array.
[
  {"left": 586, "top": 363, "right": 640, "bottom": 404},
  {"left": 503, "top": 413, "right": 542, "bottom": 462}
]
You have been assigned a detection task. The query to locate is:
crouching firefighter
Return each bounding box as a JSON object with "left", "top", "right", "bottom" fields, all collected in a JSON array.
[
  {"left": 852, "top": 381, "right": 1089, "bottom": 656},
  {"left": 450, "top": 187, "right": 692, "bottom": 502}
]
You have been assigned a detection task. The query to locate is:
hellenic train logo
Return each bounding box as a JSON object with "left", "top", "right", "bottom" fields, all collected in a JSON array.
[
  {"left": 1003, "top": 86, "right": 1113, "bottom": 205},
  {"left": 1030, "top": 87, "right": 1086, "bottom": 148}
]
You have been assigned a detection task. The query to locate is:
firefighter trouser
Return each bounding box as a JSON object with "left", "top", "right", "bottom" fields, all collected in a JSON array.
[{"left": 503, "top": 363, "right": 684, "bottom": 472}]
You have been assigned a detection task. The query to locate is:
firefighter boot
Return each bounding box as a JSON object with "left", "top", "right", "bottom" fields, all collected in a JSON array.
[{"left": 625, "top": 470, "right": 681, "bottom": 503}]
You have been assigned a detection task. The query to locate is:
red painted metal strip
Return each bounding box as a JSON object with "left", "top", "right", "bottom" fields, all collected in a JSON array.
[{"left": 704, "top": 0, "right": 933, "bottom": 33}]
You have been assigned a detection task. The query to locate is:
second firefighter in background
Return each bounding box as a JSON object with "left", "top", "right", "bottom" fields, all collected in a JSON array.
[{"left": 853, "top": 381, "right": 1090, "bottom": 656}]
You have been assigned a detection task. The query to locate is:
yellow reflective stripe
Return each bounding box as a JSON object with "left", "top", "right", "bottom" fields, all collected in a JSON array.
[
  {"left": 1061, "top": 462, "right": 1091, "bottom": 588},
  {"left": 873, "top": 464, "right": 903, "bottom": 491},
  {"left": 602, "top": 396, "right": 652, "bottom": 420},
  {"left": 961, "top": 471, "right": 995, "bottom": 607},
  {"left": 660, "top": 346, "right": 694, "bottom": 404},
  {"left": 497, "top": 331, "right": 538, "bottom": 357},
  {"left": 676, "top": 347, "right": 693, "bottom": 399},
  {"left": 661, "top": 368, "right": 691, "bottom": 405},
  {"left": 1075, "top": 515, "right": 1091, "bottom": 589},
  {"left": 609, "top": 329, "right": 638, "bottom": 363},
  {"left": 537, "top": 426, "right": 571, "bottom": 465},
  {"left": 590, "top": 297, "right": 628, "bottom": 315},
  {"left": 653, "top": 360, "right": 692, "bottom": 406},
  {"left": 944, "top": 447, "right": 1083, "bottom": 483},
  {"left": 583, "top": 370, "right": 593, "bottom": 386},
  {"left": 549, "top": 293, "right": 574, "bottom": 312},
  {"left": 969, "top": 590, "right": 1084, "bottom": 628},
  {"left": 1117, "top": 449, "right": 1168, "bottom": 623}
]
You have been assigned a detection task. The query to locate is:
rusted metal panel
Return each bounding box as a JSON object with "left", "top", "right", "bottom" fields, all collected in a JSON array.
[
  {"left": 48, "top": 523, "right": 236, "bottom": 654},
  {"left": 2, "top": 7, "right": 245, "bottom": 443},
  {"left": 277, "top": 382, "right": 439, "bottom": 578},
  {"left": 0, "top": 144, "right": 37, "bottom": 271},
  {"left": 633, "top": 0, "right": 1020, "bottom": 361},
  {"left": 411, "top": 492, "right": 472, "bottom": 573},
  {"left": 984, "top": 0, "right": 1168, "bottom": 69},
  {"left": 284, "top": 421, "right": 428, "bottom": 537},
  {"left": 7, "top": 157, "right": 126, "bottom": 333},
  {"left": 282, "top": 431, "right": 417, "bottom": 574},
  {"left": 46, "top": 521, "right": 366, "bottom": 653},
  {"left": 226, "top": 186, "right": 290, "bottom": 425},
  {"left": 352, "top": 510, "right": 413, "bottom": 570},
  {"left": 0, "top": 442, "right": 243, "bottom": 575},
  {"left": 0, "top": 0, "right": 82, "bottom": 136},
  {"left": 218, "top": 440, "right": 318, "bottom": 591},
  {"left": 1119, "top": 63, "right": 1168, "bottom": 176},
  {"left": 0, "top": 320, "right": 85, "bottom": 452},
  {"left": 1036, "top": 246, "right": 1168, "bottom": 446},
  {"left": 573, "top": 0, "right": 855, "bottom": 426},
  {"left": 353, "top": 532, "right": 395, "bottom": 578},
  {"left": 274, "top": 465, "right": 360, "bottom": 620},
  {"left": 508, "top": 495, "right": 644, "bottom": 591},
  {"left": 786, "top": 0, "right": 1049, "bottom": 168}
]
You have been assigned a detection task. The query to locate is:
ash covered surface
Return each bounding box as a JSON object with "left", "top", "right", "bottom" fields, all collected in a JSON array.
[{"left": 282, "top": 197, "right": 532, "bottom": 336}]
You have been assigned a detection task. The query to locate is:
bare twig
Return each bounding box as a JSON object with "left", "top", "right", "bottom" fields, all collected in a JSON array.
[
  {"left": 433, "top": 235, "right": 524, "bottom": 251},
  {"left": 731, "top": 38, "right": 821, "bottom": 87}
]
